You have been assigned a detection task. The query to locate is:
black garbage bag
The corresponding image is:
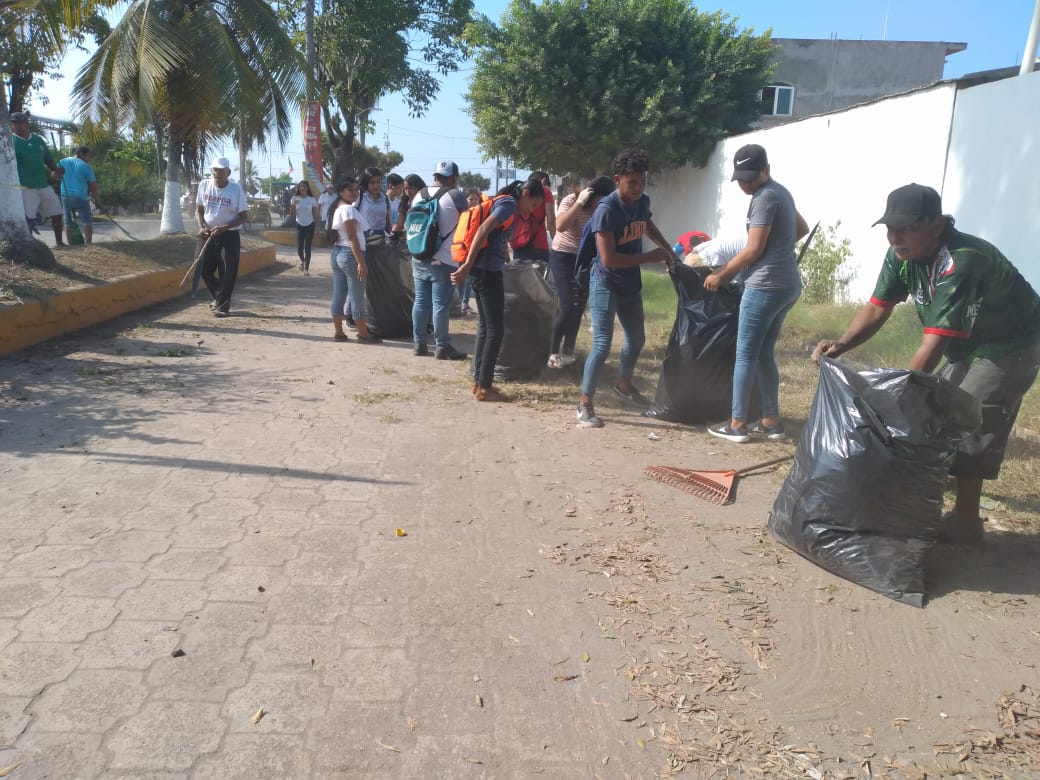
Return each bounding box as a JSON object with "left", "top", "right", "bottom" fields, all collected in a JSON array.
[
  {"left": 494, "top": 262, "right": 556, "bottom": 381},
  {"left": 364, "top": 242, "right": 414, "bottom": 339},
  {"left": 768, "top": 357, "right": 981, "bottom": 607},
  {"left": 645, "top": 264, "right": 757, "bottom": 423}
]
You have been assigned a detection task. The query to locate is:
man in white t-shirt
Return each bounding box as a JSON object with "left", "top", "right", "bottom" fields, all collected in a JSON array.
[
  {"left": 410, "top": 161, "right": 469, "bottom": 360},
  {"left": 195, "top": 157, "right": 249, "bottom": 317},
  {"left": 317, "top": 184, "right": 337, "bottom": 224}
]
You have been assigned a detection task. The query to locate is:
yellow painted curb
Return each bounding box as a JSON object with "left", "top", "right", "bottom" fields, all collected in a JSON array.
[{"left": 0, "top": 243, "right": 276, "bottom": 358}]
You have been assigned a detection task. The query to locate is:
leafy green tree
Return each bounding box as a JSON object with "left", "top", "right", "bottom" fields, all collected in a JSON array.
[
  {"left": 458, "top": 170, "right": 490, "bottom": 191},
  {"left": 276, "top": 0, "right": 472, "bottom": 180},
  {"left": 799, "top": 222, "right": 853, "bottom": 304},
  {"left": 73, "top": 133, "right": 165, "bottom": 213},
  {"left": 466, "top": 0, "right": 776, "bottom": 174},
  {"left": 72, "top": 0, "right": 306, "bottom": 233}
]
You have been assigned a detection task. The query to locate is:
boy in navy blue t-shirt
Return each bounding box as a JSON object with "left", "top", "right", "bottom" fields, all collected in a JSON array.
[{"left": 577, "top": 148, "right": 675, "bottom": 428}]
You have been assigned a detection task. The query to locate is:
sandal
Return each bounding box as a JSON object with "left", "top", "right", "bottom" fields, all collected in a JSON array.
[{"left": 547, "top": 354, "right": 562, "bottom": 368}]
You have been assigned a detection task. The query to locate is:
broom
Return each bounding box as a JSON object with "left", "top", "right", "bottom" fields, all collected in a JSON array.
[
  {"left": 643, "top": 455, "right": 793, "bottom": 506},
  {"left": 98, "top": 207, "right": 141, "bottom": 240},
  {"left": 180, "top": 234, "right": 214, "bottom": 291}
]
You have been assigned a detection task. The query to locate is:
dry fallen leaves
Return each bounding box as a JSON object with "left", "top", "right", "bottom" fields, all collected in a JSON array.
[
  {"left": 0, "top": 763, "right": 20, "bottom": 778},
  {"left": 250, "top": 707, "right": 265, "bottom": 725},
  {"left": 377, "top": 739, "right": 400, "bottom": 752}
]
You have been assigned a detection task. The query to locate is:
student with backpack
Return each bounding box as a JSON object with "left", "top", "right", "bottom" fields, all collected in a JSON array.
[
  {"left": 405, "top": 161, "right": 468, "bottom": 360},
  {"left": 451, "top": 180, "right": 544, "bottom": 402},
  {"left": 576, "top": 148, "right": 675, "bottom": 428}
]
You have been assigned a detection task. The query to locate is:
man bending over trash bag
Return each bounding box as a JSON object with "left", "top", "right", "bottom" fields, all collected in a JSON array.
[{"left": 812, "top": 183, "right": 1040, "bottom": 543}]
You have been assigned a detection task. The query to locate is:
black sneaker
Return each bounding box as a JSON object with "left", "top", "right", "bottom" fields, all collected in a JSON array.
[
  {"left": 345, "top": 316, "right": 357, "bottom": 330},
  {"left": 749, "top": 421, "right": 787, "bottom": 441},
  {"left": 435, "top": 345, "right": 467, "bottom": 361},
  {"left": 576, "top": 401, "right": 604, "bottom": 428},
  {"left": 214, "top": 309, "right": 230, "bottom": 318},
  {"left": 611, "top": 384, "right": 651, "bottom": 408},
  {"left": 414, "top": 343, "right": 428, "bottom": 356},
  {"left": 707, "top": 423, "right": 750, "bottom": 444}
]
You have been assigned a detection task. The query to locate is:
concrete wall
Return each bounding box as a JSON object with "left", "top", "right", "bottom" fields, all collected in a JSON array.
[
  {"left": 649, "top": 73, "right": 1040, "bottom": 301},
  {"left": 762, "top": 39, "right": 957, "bottom": 126}
]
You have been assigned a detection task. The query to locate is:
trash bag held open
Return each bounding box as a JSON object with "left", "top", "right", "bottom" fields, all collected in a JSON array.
[
  {"left": 364, "top": 243, "right": 414, "bottom": 339},
  {"left": 768, "top": 357, "right": 981, "bottom": 607},
  {"left": 644, "top": 264, "right": 757, "bottom": 424},
  {"left": 494, "top": 262, "right": 556, "bottom": 382}
]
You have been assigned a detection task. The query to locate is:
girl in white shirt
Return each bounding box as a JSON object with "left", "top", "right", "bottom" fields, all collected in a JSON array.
[
  {"left": 329, "top": 178, "right": 380, "bottom": 343},
  {"left": 290, "top": 180, "right": 320, "bottom": 274}
]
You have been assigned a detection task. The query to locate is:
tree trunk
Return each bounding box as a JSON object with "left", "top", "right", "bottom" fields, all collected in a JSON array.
[
  {"left": 0, "top": 80, "right": 31, "bottom": 244},
  {"left": 160, "top": 130, "right": 186, "bottom": 235}
]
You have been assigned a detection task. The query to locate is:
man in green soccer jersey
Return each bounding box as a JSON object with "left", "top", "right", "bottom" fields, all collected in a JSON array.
[{"left": 813, "top": 184, "right": 1040, "bottom": 543}]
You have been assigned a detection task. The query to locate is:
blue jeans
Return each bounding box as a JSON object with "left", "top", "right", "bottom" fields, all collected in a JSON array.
[
  {"left": 412, "top": 259, "right": 454, "bottom": 348},
  {"left": 581, "top": 271, "right": 645, "bottom": 397},
  {"left": 330, "top": 246, "right": 366, "bottom": 320},
  {"left": 732, "top": 284, "right": 802, "bottom": 422},
  {"left": 62, "top": 196, "right": 92, "bottom": 226}
]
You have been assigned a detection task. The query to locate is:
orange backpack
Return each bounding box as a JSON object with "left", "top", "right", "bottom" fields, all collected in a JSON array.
[{"left": 450, "top": 194, "right": 515, "bottom": 266}]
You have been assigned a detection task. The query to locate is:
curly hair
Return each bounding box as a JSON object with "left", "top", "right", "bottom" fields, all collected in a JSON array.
[{"left": 612, "top": 148, "right": 650, "bottom": 176}]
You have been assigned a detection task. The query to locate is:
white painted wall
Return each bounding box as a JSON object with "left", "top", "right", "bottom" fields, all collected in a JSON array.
[
  {"left": 942, "top": 70, "right": 1040, "bottom": 291},
  {"left": 650, "top": 75, "right": 1040, "bottom": 301}
]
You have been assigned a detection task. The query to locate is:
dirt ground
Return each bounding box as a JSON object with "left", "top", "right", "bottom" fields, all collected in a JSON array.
[{"left": 2, "top": 245, "right": 1039, "bottom": 778}]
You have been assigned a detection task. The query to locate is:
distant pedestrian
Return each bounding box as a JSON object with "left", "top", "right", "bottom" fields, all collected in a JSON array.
[
  {"left": 386, "top": 173, "right": 405, "bottom": 230},
  {"left": 318, "top": 183, "right": 337, "bottom": 224},
  {"left": 290, "top": 180, "right": 319, "bottom": 274},
  {"left": 58, "top": 145, "right": 102, "bottom": 245},
  {"left": 195, "top": 157, "right": 249, "bottom": 317},
  {"left": 11, "top": 111, "right": 65, "bottom": 246}
]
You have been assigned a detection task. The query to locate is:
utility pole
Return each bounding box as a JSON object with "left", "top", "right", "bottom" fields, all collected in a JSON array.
[{"left": 1021, "top": 0, "right": 1040, "bottom": 76}]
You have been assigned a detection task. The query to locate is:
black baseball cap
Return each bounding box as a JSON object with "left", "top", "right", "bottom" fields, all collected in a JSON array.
[
  {"left": 872, "top": 184, "right": 942, "bottom": 228},
  {"left": 731, "top": 143, "right": 768, "bottom": 181}
]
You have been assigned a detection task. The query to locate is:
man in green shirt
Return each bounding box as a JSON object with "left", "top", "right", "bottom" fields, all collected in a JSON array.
[
  {"left": 11, "top": 111, "right": 65, "bottom": 246},
  {"left": 813, "top": 184, "right": 1040, "bottom": 543}
]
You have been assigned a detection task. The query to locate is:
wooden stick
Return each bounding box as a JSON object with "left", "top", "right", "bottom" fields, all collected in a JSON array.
[{"left": 180, "top": 234, "right": 214, "bottom": 287}]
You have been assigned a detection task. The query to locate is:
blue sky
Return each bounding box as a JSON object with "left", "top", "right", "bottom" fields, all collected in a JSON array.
[{"left": 28, "top": 0, "right": 1039, "bottom": 184}]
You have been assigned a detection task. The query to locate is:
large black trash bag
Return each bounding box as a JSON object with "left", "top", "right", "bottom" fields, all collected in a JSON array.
[
  {"left": 364, "top": 242, "right": 414, "bottom": 339},
  {"left": 645, "top": 264, "right": 757, "bottom": 423},
  {"left": 494, "top": 262, "right": 556, "bottom": 381},
  {"left": 768, "top": 357, "right": 981, "bottom": 607}
]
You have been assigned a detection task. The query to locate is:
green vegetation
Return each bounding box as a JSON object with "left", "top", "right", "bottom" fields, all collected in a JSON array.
[
  {"left": 466, "top": 0, "right": 775, "bottom": 174},
  {"left": 459, "top": 171, "right": 491, "bottom": 192},
  {"left": 798, "top": 223, "right": 853, "bottom": 304}
]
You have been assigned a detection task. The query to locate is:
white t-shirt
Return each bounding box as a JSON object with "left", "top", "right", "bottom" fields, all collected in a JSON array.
[
  {"left": 318, "top": 191, "right": 337, "bottom": 222},
  {"left": 196, "top": 178, "right": 248, "bottom": 230},
  {"left": 331, "top": 202, "right": 367, "bottom": 251},
  {"left": 358, "top": 191, "right": 389, "bottom": 233},
  {"left": 292, "top": 195, "right": 317, "bottom": 227},
  {"left": 692, "top": 235, "right": 746, "bottom": 267}
]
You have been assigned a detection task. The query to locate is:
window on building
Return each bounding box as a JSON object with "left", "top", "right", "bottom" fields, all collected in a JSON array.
[{"left": 759, "top": 84, "right": 795, "bottom": 117}]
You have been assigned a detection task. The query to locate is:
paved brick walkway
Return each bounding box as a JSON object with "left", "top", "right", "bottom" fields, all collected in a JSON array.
[{"left": 2, "top": 251, "right": 741, "bottom": 778}]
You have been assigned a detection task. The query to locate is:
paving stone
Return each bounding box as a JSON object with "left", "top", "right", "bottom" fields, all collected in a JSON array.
[
  {"left": 0, "top": 732, "right": 107, "bottom": 780},
  {"left": 0, "top": 695, "right": 31, "bottom": 742},
  {"left": 180, "top": 602, "right": 268, "bottom": 653},
  {"left": 203, "top": 565, "right": 287, "bottom": 602},
  {"left": 76, "top": 620, "right": 181, "bottom": 670},
  {"left": 0, "top": 578, "right": 58, "bottom": 618},
  {"left": 116, "top": 580, "right": 207, "bottom": 621},
  {"left": 256, "top": 489, "right": 324, "bottom": 513},
  {"left": 192, "top": 733, "right": 310, "bottom": 779},
  {"left": 92, "top": 529, "right": 172, "bottom": 561},
  {"left": 0, "top": 642, "right": 79, "bottom": 696},
  {"left": 4, "top": 546, "right": 92, "bottom": 578},
  {"left": 105, "top": 700, "right": 224, "bottom": 772},
  {"left": 59, "top": 561, "right": 148, "bottom": 598},
  {"left": 284, "top": 552, "right": 356, "bottom": 587},
  {"left": 146, "top": 647, "right": 249, "bottom": 702},
  {"left": 168, "top": 520, "right": 245, "bottom": 549},
  {"left": 324, "top": 648, "right": 416, "bottom": 702},
  {"left": 0, "top": 527, "right": 47, "bottom": 555},
  {"left": 29, "top": 669, "right": 145, "bottom": 733},
  {"left": 222, "top": 672, "right": 327, "bottom": 734},
  {"left": 266, "top": 585, "right": 351, "bottom": 625},
  {"left": 307, "top": 701, "right": 410, "bottom": 773},
  {"left": 223, "top": 536, "right": 300, "bottom": 566},
  {"left": 241, "top": 509, "right": 314, "bottom": 537},
  {"left": 16, "top": 596, "right": 118, "bottom": 642},
  {"left": 147, "top": 549, "right": 226, "bottom": 580},
  {"left": 337, "top": 605, "right": 421, "bottom": 648},
  {"left": 0, "top": 622, "right": 16, "bottom": 652},
  {"left": 245, "top": 624, "right": 342, "bottom": 670},
  {"left": 208, "top": 477, "right": 273, "bottom": 501},
  {"left": 43, "top": 519, "right": 122, "bottom": 545}
]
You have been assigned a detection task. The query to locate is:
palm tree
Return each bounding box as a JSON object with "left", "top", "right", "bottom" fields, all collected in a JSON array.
[{"left": 72, "top": 0, "right": 305, "bottom": 234}]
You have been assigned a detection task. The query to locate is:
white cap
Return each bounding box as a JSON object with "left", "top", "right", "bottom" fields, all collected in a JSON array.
[
  {"left": 433, "top": 161, "right": 458, "bottom": 178},
  {"left": 211, "top": 156, "right": 231, "bottom": 170}
]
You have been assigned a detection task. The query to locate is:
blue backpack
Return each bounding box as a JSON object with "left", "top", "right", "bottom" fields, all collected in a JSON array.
[{"left": 405, "top": 186, "right": 452, "bottom": 260}]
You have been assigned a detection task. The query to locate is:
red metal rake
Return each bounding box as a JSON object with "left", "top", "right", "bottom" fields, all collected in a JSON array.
[{"left": 643, "top": 455, "right": 793, "bottom": 505}]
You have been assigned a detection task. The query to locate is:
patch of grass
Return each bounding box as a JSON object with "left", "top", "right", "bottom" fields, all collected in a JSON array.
[
  {"left": 156, "top": 347, "right": 193, "bottom": 357},
  {"left": 352, "top": 390, "right": 414, "bottom": 406},
  {"left": 378, "top": 410, "right": 400, "bottom": 423}
]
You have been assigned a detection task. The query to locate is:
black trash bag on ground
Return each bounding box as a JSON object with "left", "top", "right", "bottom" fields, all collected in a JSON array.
[
  {"left": 768, "top": 357, "right": 981, "bottom": 607},
  {"left": 494, "top": 262, "right": 556, "bottom": 381},
  {"left": 364, "top": 242, "right": 413, "bottom": 339},
  {"left": 644, "top": 264, "right": 757, "bottom": 423}
]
